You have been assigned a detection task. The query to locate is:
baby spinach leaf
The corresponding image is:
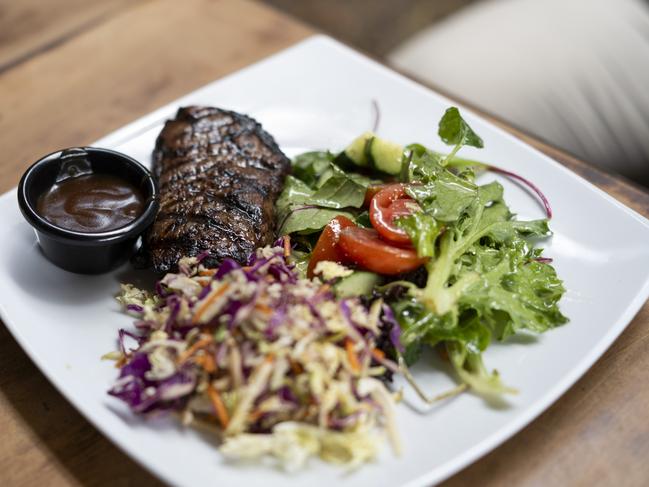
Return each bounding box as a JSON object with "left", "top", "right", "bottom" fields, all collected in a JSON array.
[
  {"left": 310, "top": 167, "right": 367, "bottom": 209},
  {"left": 438, "top": 107, "right": 484, "bottom": 150},
  {"left": 291, "top": 151, "right": 336, "bottom": 187},
  {"left": 275, "top": 164, "right": 367, "bottom": 235},
  {"left": 279, "top": 207, "right": 356, "bottom": 235},
  {"left": 438, "top": 107, "right": 484, "bottom": 165}
]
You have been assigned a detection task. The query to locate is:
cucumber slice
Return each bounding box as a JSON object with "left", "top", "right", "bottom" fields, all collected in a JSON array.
[
  {"left": 334, "top": 271, "right": 382, "bottom": 298},
  {"left": 344, "top": 132, "right": 374, "bottom": 167},
  {"left": 369, "top": 137, "right": 404, "bottom": 175}
]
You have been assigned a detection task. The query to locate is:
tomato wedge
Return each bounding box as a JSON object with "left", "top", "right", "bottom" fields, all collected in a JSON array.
[
  {"left": 369, "top": 184, "right": 420, "bottom": 245},
  {"left": 363, "top": 184, "right": 387, "bottom": 207},
  {"left": 338, "top": 226, "right": 427, "bottom": 275},
  {"left": 307, "top": 215, "right": 355, "bottom": 278}
]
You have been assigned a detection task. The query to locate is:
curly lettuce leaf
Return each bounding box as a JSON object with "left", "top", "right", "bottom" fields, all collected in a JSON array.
[
  {"left": 446, "top": 341, "right": 516, "bottom": 397},
  {"left": 458, "top": 245, "right": 567, "bottom": 339},
  {"left": 402, "top": 145, "right": 478, "bottom": 221},
  {"left": 396, "top": 212, "right": 441, "bottom": 258},
  {"left": 387, "top": 107, "right": 566, "bottom": 397},
  {"left": 417, "top": 185, "right": 552, "bottom": 318}
]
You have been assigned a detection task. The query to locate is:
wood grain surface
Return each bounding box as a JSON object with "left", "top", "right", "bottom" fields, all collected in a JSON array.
[
  {"left": 0, "top": 0, "right": 138, "bottom": 72},
  {"left": 0, "top": 0, "right": 647, "bottom": 485},
  {"left": 0, "top": 0, "right": 310, "bottom": 193}
]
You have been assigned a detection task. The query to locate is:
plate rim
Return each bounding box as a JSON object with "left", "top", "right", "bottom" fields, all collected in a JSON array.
[{"left": 2, "top": 34, "right": 649, "bottom": 486}]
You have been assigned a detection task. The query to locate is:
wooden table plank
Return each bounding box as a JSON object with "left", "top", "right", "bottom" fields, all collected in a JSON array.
[
  {"left": 0, "top": 0, "right": 648, "bottom": 485},
  {"left": 0, "top": 0, "right": 141, "bottom": 72},
  {"left": 0, "top": 0, "right": 310, "bottom": 194}
]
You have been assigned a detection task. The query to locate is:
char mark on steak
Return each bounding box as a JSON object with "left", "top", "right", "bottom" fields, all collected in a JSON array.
[{"left": 136, "top": 106, "right": 290, "bottom": 272}]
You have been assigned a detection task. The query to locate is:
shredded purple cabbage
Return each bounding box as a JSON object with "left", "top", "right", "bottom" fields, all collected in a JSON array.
[
  {"left": 329, "top": 410, "right": 363, "bottom": 430},
  {"left": 154, "top": 281, "right": 169, "bottom": 298},
  {"left": 125, "top": 303, "right": 144, "bottom": 314},
  {"left": 165, "top": 295, "right": 182, "bottom": 333},
  {"left": 118, "top": 329, "right": 144, "bottom": 355},
  {"left": 196, "top": 250, "right": 211, "bottom": 262},
  {"left": 381, "top": 304, "right": 405, "bottom": 354},
  {"left": 108, "top": 352, "right": 196, "bottom": 414},
  {"left": 109, "top": 245, "right": 391, "bottom": 437},
  {"left": 265, "top": 305, "right": 287, "bottom": 339},
  {"left": 215, "top": 258, "right": 241, "bottom": 279},
  {"left": 487, "top": 165, "right": 553, "bottom": 219},
  {"left": 278, "top": 385, "right": 298, "bottom": 405}
]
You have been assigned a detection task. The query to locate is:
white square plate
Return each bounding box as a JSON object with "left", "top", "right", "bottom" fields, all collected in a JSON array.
[{"left": 2, "top": 36, "right": 649, "bottom": 487}]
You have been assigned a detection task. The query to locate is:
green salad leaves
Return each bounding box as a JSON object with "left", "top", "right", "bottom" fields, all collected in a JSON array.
[
  {"left": 277, "top": 152, "right": 371, "bottom": 235},
  {"left": 396, "top": 156, "right": 566, "bottom": 394},
  {"left": 277, "top": 107, "right": 568, "bottom": 399},
  {"left": 438, "top": 106, "right": 484, "bottom": 164}
]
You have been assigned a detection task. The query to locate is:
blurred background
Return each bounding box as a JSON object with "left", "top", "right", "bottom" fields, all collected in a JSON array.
[
  {"left": 264, "top": 0, "right": 649, "bottom": 188},
  {"left": 2, "top": 0, "right": 648, "bottom": 187},
  {"left": 265, "top": 0, "right": 478, "bottom": 57}
]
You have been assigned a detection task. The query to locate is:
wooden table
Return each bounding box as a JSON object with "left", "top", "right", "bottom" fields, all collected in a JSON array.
[{"left": 1, "top": 0, "right": 648, "bottom": 485}]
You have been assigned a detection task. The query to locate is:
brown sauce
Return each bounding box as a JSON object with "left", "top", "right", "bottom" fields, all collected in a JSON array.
[{"left": 37, "top": 174, "right": 144, "bottom": 233}]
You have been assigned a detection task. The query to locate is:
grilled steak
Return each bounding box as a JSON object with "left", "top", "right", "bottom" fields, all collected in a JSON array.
[{"left": 136, "top": 106, "right": 290, "bottom": 272}]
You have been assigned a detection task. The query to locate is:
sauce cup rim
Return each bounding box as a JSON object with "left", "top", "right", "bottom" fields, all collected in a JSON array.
[{"left": 17, "top": 147, "right": 159, "bottom": 245}]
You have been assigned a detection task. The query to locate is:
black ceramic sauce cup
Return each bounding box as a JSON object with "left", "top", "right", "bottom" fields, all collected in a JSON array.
[{"left": 17, "top": 147, "right": 159, "bottom": 274}]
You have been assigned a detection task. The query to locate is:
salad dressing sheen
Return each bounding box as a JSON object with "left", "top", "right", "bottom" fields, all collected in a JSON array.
[{"left": 37, "top": 174, "right": 144, "bottom": 232}]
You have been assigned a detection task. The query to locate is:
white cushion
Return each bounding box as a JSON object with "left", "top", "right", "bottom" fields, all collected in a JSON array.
[{"left": 389, "top": 0, "right": 649, "bottom": 184}]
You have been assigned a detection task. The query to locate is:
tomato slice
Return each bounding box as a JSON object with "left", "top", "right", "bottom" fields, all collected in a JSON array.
[
  {"left": 363, "top": 184, "right": 387, "bottom": 207},
  {"left": 307, "top": 215, "right": 356, "bottom": 278},
  {"left": 338, "top": 226, "right": 427, "bottom": 275},
  {"left": 369, "top": 184, "right": 420, "bottom": 245}
]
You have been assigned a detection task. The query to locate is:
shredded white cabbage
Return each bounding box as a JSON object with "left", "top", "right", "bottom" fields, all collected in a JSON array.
[
  {"left": 220, "top": 422, "right": 381, "bottom": 471},
  {"left": 110, "top": 245, "right": 401, "bottom": 471},
  {"left": 313, "top": 260, "right": 354, "bottom": 281}
]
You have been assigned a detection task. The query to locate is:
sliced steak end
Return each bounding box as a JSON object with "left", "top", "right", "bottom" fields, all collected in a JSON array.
[{"left": 135, "top": 106, "right": 290, "bottom": 272}]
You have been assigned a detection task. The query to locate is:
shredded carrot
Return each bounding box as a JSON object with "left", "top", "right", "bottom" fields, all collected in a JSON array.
[
  {"left": 194, "top": 353, "right": 217, "bottom": 373},
  {"left": 177, "top": 335, "right": 213, "bottom": 364},
  {"left": 265, "top": 354, "right": 275, "bottom": 364},
  {"left": 248, "top": 409, "right": 263, "bottom": 423},
  {"left": 192, "top": 283, "right": 230, "bottom": 324},
  {"left": 198, "top": 269, "right": 217, "bottom": 277},
  {"left": 345, "top": 338, "right": 361, "bottom": 373},
  {"left": 207, "top": 384, "right": 230, "bottom": 428},
  {"left": 317, "top": 284, "right": 331, "bottom": 296},
  {"left": 371, "top": 348, "right": 386, "bottom": 361},
  {"left": 254, "top": 303, "right": 273, "bottom": 315},
  {"left": 283, "top": 235, "right": 291, "bottom": 257}
]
